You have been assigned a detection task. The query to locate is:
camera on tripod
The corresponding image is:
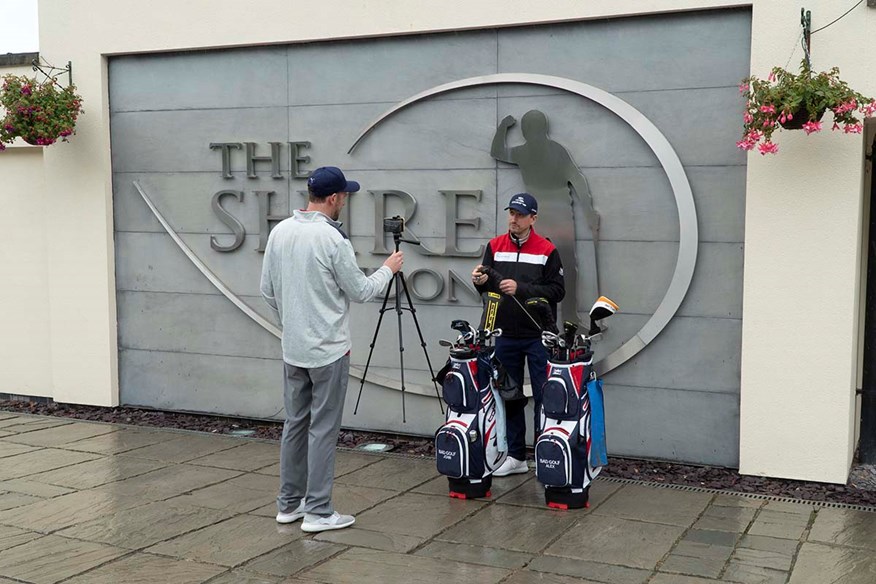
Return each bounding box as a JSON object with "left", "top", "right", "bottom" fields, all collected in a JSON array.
[{"left": 383, "top": 216, "right": 405, "bottom": 235}]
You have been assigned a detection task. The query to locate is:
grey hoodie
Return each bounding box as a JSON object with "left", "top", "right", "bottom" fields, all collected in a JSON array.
[{"left": 260, "top": 209, "right": 392, "bottom": 368}]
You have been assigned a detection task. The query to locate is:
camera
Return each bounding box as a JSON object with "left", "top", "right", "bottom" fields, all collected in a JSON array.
[{"left": 383, "top": 216, "right": 405, "bottom": 234}]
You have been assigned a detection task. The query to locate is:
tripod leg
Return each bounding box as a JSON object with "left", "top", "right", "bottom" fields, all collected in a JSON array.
[
  {"left": 397, "top": 272, "right": 444, "bottom": 415},
  {"left": 353, "top": 277, "right": 395, "bottom": 415},
  {"left": 393, "top": 272, "right": 407, "bottom": 423}
]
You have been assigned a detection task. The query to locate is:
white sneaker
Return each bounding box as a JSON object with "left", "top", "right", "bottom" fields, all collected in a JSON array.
[
  {"left": 493, "top": 457, "right": 529, "bottom": 477},
  {"left": 276, "top": 500, "right": 306, "bottom": 524},
  {"left": 300, "top": 511, "right": 355, "bottom": 533}
]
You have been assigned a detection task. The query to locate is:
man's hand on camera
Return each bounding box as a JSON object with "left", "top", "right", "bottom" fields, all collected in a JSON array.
[
  {"left": 499, "top": 279, "right": 518, "bottom": 296},
  {"left": 384, "top": 251, "right": 404, "bottom": 274},
  {"left": 471, "top": 265, "right": 488, "bottom": 286}
]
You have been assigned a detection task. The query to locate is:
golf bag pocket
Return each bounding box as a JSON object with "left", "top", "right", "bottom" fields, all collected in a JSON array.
[
  {"left": 442, "top": 359, "right": 479, "bottom": 414},
  {"left": 541, "top": 363, "right": 586, "bottom": 420},
  {"left": 535, "top": 422, "right": 577, "bottom": 487},
  {"left": 436, "top": 414, "right": 484, "bottom": 479}
]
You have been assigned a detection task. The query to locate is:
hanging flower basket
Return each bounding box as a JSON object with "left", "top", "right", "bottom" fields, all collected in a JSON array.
[
  {"left": 737, "top": 61, "right": 875, "bottom": 155},
  {"left": 0, "top": 74, "right": 83, "bottom": 152}
]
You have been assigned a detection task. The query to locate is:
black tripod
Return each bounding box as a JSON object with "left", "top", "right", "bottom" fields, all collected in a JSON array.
[{"left": 353, "top": 232, "right": 444, "bottom": 422}]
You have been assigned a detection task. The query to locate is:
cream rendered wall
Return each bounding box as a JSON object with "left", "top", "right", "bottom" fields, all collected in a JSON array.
[
  {"left": 26, "top": 0, "right": 876, "bottom": 481},
  {"left": 740, "top": 2, "right": 876, "bottom": 484},
  {"left": 0, "top": 63, "right": 52, "bottom": 398}
]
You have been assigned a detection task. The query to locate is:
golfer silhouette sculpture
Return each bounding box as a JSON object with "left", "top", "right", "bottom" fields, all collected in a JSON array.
[{"left": 491, "top": 110, "right": 601, "bottom": 322}]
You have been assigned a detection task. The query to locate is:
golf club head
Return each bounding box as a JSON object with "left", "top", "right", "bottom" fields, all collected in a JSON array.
[{"left": 438, "top": 339, "right": 453, "bottom": 347}]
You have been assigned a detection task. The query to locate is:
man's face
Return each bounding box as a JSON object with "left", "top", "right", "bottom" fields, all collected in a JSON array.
[
  {"left": 329, "top": 192, "right": 348, "bottom": 221},
  {"left": 508, "top": 209, "right": 536, "bottom": 237}
]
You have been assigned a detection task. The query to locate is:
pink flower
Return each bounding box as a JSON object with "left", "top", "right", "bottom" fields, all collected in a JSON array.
[
  {"left": 760, "top": 104, "right": 776, "bottom": 114},
  {"left": 739, "top": 83, "right": 749, "bottom": 93},
  {"left": 832, "top": 122, "right": 841, "bottom": 131},
  {"left": 758, "top": 141, "right": 779, "bottom": 155},
  {"left": 20, "top": 84, "right": 31, "bottom": 96},
  {"left": 802, "top": 121, "right": 822, "bottom": 135},
  {"left": 0, "top": 142, "right": 5, "bottom": 152},
  {"left": 768, "top": 71, "right": 776, "bottom": 82},
  {"left": 863, "top": 101, "right": 876, "bottom": 116},
  {"left": 843, "top": 123, "right": 863, "bottom": 134},
  {"left": 743, "top": 112, "right": 753, "bottom": 124},
  {"left": 736, "top": 139, "right": 756, "bottom": 151},
  {"left": 747, "top": 130, "right": 763, "bottom": 141}
]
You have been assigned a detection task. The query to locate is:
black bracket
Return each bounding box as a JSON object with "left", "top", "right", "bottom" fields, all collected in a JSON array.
[
  {"left": 801, "top": 8, "right": 812, "bottom": 70},
  {"left": 31, "top": 57, "right": 73, "bottom": 89}
]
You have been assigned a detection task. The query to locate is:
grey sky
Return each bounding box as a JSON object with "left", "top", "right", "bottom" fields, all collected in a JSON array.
[{"left": 1, "top": 0, "right": 39, "bottom": 53}]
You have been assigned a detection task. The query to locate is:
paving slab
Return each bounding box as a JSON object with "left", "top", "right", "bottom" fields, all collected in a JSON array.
[
  {"left": 526, "top": 555, "right": 651, "bottom": 584},
  {"left": 0, "top": 525, "right": 41, "bottom": 552},
  {"left": 543, "top": 514, "right": 686, "bottom": 569},
  {"left": 747, "top": 508, "right": 812, "bottom": 540},
  {"left": 63, "top": 552, "right": 225, "bottom": 584},
  {"left": 0, "top": 534, "right": 126, "bottom": 584},
  {"left": 59, "top": 428, "right": 175, "bottom": 455},
  {"left": 650, "top": 575, "right": 729, "bottom": 584},
  {"left": 2, "top": 422, "right": 118, "bottom": 447},
  {"left": 27, "top": 455, "right": 167, "bottom": 489},
  {"left": 147, "top": 514, "right": 295, "bottom": 566},
  {"left": 0, "top": 448, "right": 101, "bottom": 480},
  {"left": 0, "top": 488, "right": 143, "bottom": 532},
  {"left": 592, "top": 483, "right": 712, "bottom": 526},
  {"left": 494, "top": 475, "right": 621, "bottom": 509},
  {"left": 188, "top": 441, "right": 280, "bottom": 471},
  {"left": 414, "top": 540, "right": 533, "bottom": 570},
  {"left": 300, "top": 547, "right": 510, "bottom": 584},
  {"left": 252, "top": 450, "right": 385, "bottom": 479},
  {"left": 0, "top": 441, "right": 41, "bottom": 459},
  {"left": 57, "top": 500, "right": 234, "bottom": 549},
  {"left": 314, "top": 526, "right": 424, "bottom": 553},
  {"left": 0, "top": 478, "right": 74, "bottom": 498},
  {"left": 334, "top": 456, "right": 438, "bottom": 491},
  {"left": 440, "top": 504, "right": 578, "bottom": 553},
  {"left": 0, "top": 492, "right": 41, "bottom": 512},
  {"left": 503, "top": 572, "right": 605, "bottom": 584},
  {"left": 722, "top": 559, "right": 789, "bottom": 584},
  {"left": 209, "top": 571, "right": 283, "bottom": 584},
  {"left": 119, "top": 433, "right": 244, "bottom": 463},
  {"left": 90, "top": 463, "right": 240, "bottom": 501},
  {"left": 354, "top": 492, "right": 484, "bottom": 538},
  {"left": 239, "top": 539, "right": 346, "bottom": 578},
  {"left": 807, "top": 507, "right": 876, "bottom": 550},
  {"left": 413, "top": 470, "right": 531, "bottom": 499},
  {"left": 0, "top": 417, "right": 71, "bottom": 432},
  {"left": 788, "top": 541, "right": 876, "bottom": 584},
  {"left": 173, "top": 473, "right": 278, "bottom": 514},
  {"left": 711, "top": 494, "right": 764, "bottom": 509},
  {"left": 692, "top": 502, "right": 757, "bottom": 532}
]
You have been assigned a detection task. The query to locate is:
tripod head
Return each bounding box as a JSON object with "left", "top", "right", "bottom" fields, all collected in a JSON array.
[{"left": 384, "top": 215, "right": 420, "bottom": 252}]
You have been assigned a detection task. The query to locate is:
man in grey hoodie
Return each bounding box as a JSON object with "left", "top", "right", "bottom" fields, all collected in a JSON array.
[{"left": 260, "top": 166, "right": 403, "bottom": 533}]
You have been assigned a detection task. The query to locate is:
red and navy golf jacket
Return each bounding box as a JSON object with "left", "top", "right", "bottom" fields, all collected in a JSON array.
[{"left": 475, "top": 229, "right": 565, "bottom": 338}]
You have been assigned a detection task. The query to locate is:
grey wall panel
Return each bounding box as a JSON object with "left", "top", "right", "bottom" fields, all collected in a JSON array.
[
  {"left": 288, "top": 99, "right": 497, "bottom": 171},
  {"left": 111, "top": 10, "right": 750, "bottom": 465},
  {"left": 288, "top": 31, "right": 498, "bottom": 106},
  {"left": 497, "top": 10, "right": 751, "bottom": 94},
  {"left": 113, "top": 173, "right": 291, "bottom": 235},
  {"left": 119, "top": 349, "right": 285, "bottom": 419},
  {"left": 603, "top": 384, "right": 740, "bottom": 466},
  {"left": 602, "top": 314, "right": 741, "bottom": 393},
  {"left": 109, "top": 47, "right": 289, "bottom": 112},
  {"left": 117, "top": 291, "right": 282, "bottom": 360},
  {"left": 110, "top": 107, "right": 290, "bottom": 173}
]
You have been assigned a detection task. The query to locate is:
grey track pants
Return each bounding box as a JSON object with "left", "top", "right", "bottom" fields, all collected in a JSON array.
[{"left": 277, "top": 354, "right": 350, "bottom": 517}]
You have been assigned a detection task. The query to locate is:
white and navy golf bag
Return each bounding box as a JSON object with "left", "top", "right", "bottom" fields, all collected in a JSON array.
[
  {"left": 535, "top": 350, "right": 608, "bottom": 509},
  {"left": 533, "top": 295, "right": 617, "bottom": 510},
  {"left": 435, "top": 322, "right": 508, "bottom": 499}
]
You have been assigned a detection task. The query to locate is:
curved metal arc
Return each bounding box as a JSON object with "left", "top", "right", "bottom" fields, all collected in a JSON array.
[
  {"left": 133, "top": 181, "right": 282, "bottom": 339},
  {"left": 348, "top": 74, "right": 698, "bottom": 375}
]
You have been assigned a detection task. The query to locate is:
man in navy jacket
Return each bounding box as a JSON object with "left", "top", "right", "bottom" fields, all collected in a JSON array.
[{"left": 471, "top": 193, "right": 565, "bottom": 476}]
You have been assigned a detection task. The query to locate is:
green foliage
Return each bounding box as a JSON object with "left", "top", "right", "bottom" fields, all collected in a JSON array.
[{"left": 0, "top": 75, "right": 84, "bottom": 151}]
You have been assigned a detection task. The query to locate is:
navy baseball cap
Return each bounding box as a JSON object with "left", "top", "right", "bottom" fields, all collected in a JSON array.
[
  {"left": 505, "top": 192, "right": 538, "bottom": 215},
  {"left": 307, "top": 166, "right": 361, "bottom": 197}
]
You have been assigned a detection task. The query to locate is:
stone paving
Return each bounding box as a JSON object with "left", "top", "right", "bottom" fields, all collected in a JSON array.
[{"left": 0, "top": 414, "right": 875, "bottom": 583}]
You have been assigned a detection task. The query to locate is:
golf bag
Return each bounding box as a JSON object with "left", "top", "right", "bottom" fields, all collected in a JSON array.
[
  {"left": 534, "top": 297, "right": 616, "bottom": 509},
  {"left": 435, "top": 317, "right": 508, "bottom": 499}
]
